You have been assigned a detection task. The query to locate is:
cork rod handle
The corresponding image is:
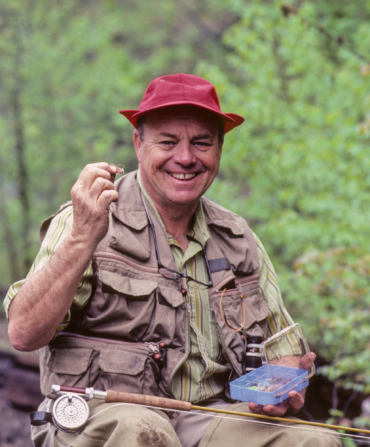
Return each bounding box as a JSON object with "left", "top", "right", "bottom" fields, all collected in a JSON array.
[{"left": 106, "top": 390, "right": 192, "bottom": 411}]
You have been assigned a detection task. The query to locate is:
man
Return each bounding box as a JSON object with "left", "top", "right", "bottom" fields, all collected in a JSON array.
[{"left": 4, "top": 74, "right": 339, "bottom": 446}]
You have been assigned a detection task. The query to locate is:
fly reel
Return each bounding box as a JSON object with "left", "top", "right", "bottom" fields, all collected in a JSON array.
[{"left": 52, "top": 393, "right": 89, "bottom": 433}]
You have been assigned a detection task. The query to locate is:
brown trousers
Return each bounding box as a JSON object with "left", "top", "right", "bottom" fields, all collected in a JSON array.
[{"left": 31, "top": 398, "right": 341, "bottom": 447}]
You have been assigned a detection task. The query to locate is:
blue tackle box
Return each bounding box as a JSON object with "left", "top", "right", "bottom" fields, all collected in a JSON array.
[{"left": 230, "top": 364, "right": 308, "bottom": 405}]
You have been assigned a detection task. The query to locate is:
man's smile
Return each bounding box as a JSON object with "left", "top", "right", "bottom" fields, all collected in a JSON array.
[{"left": 168, "top": 172, "right": 198, "bottom": 180}]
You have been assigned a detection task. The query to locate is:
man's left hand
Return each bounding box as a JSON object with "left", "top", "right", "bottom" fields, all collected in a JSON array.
[
  {"left": 249, "top": 390, "right": 304, "bottom": 417},
  {"left": 248, "top": 351, "right": 316, "bottom": 417}
]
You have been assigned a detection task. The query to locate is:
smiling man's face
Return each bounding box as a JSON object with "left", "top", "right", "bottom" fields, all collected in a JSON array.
[{"left": 134, "top": 105, "right": 223, "bottom": 215}]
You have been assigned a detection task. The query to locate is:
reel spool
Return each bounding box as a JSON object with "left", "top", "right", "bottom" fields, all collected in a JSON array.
[{"left": 52, "top": 393, "right": 89, "bottom": 433}]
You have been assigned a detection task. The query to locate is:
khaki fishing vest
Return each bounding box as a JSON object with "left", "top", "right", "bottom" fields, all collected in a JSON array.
[{"left": 38, "top": 171, "right": 269, "bottom": 399}]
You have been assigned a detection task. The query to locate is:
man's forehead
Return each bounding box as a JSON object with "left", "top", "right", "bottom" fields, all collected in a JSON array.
[{"left": 144, "top": 105, "right": 219, "bottom": 132}]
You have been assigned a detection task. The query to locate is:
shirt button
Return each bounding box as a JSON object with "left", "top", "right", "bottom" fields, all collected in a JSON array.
[{"left": 181, "top": 288, "right": 188, "bottom": 297}]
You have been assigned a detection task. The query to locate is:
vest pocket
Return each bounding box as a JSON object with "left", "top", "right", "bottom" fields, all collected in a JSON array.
[
  {"left": 96, "top": 270, "right": 159, "bottom": 340},
  {"left": 220, "top": 280, "right": 269, "bottom": 330},
  {"left": 96, "top": 269, "right": 184, "bottom": 342},
  {"left": 209, "top": 277, "right": 269, "bottom": 375},
  {"left": 42, "top": 346, "right": 93, "bottom": 397},
  {"left": 99, "top": 270, "right": 158, "bottom": 298},
  {"left": 98, "top": 346, "right": 160, "bottom": 396},
  {"left": 41, "top": 339, "right": 161, "bottom": 398}
]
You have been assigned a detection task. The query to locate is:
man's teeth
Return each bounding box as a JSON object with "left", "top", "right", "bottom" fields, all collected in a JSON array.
[{"left": 170, "top": 173, "right": 197, "bottom": 180}]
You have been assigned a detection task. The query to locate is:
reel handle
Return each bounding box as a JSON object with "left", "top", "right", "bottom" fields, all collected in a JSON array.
[{"left": 106, "top": 390, "right": 192, "bottom": 411}]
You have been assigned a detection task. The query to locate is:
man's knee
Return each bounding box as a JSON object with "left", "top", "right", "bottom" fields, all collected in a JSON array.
[
  {"left": 32, "top": 402, "right": 181, "bottom": 447},
  {"left": 84, "top": 403, "right": 181, "bottom": 447}
]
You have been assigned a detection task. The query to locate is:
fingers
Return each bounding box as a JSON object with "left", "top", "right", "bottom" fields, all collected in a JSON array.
[
  {"left": 249, "top": 401, "right": 289, "bottom": 417},
  {"left": 78, "top": 163, "right": 117, "bottom": 190},
  {"left": 69, "top": 163, "right": 122, "bottom": 246},
  {"left": 97, "top": 189, "right": 119, "bottom": 209},
  {"left": 249, "top": 402, "right": 272, "bottom": 415},
  {"left": 77, "top": 162, "right": 123, "bottom": 191},
  {"left": 262, "top": 404, "right": 288, "bottom": 417},
  {"left": 288, "top": 390, "right": 304, "bottom": 411},
  {"left": 248, "top": 402, "right": 262, "bottom": 414},
  {"left": 72, "top": 163, "right": 122, "bottom": 206},
  {"left": 89, "top": 176, "right": 116, "bottom": 204},
  {"left": 248, "top": 391, "right": 304, "bottom": 417},
  {"left": 299, "top": 352, "right": 316, "bottom": 370}
]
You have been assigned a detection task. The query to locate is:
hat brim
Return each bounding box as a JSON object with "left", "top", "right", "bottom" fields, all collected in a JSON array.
[{"left": 119, "top": 102, "right": 244, "bottom": 134}]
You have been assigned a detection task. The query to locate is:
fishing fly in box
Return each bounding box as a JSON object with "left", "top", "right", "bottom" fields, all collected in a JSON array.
[
  {"left": 230, "top": 324, "right": 315, "bottom": 406},
  {"left": 230, "top": 364, "right": 308, "bottom": 405}
]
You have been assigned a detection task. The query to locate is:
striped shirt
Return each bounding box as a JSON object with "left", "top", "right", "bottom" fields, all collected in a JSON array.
[{"left": 4, "top": 179, "right": 294, "bottom": 403}]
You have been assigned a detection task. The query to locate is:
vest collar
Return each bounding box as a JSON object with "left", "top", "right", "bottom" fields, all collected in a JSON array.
[
  {"left": 109, "top": 171, "right": 148, "bottom": 230},
  {"left": 202, "top": 197, "right": 245, "bottom": 237}
]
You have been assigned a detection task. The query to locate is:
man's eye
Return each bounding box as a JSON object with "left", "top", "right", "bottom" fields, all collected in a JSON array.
[
  {"left": 160, "top": 140, "right": 175, "bottom": 146},
  {"left": 194, "top": 141, "right": 211, "bottom": 147}
]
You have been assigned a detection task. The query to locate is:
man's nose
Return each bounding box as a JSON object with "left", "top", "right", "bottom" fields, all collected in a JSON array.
[{"left": 173, "top": 141, "right": 196, "bottom": 165}]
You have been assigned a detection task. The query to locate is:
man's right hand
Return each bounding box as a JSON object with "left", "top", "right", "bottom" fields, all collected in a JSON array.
[{"left": 70, "top": 163, "right": 122, "bottom": 247}]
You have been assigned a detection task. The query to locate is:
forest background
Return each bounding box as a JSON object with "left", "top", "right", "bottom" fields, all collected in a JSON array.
[{"left": 1, "top": 0, "right": 370, "bottom": 427}]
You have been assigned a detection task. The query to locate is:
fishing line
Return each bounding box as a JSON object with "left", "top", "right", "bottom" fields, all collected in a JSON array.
[{"left": 86, "top": 401, "right": 370, "bottom": 444}]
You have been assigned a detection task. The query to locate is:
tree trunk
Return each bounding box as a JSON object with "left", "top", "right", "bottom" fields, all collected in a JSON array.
[
  {"left": 0, "top": 185, "right": 21, "bottom": 283},
  {"left": 12, "top": 18, "right": 32, "bottom": 274}
]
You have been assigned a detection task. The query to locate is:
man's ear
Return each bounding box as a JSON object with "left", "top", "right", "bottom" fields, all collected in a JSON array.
[{"left": 133, "top": 129, "right": 142, "bottom": 162}]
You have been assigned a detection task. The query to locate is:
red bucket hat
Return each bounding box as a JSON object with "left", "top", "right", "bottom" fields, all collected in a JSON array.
[{"left": 119, "top": 73, "right": 244, "bottom": 134}]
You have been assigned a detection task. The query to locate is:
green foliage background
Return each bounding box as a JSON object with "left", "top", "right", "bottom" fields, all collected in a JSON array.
[{"left": 1, "top": 0, "right": 370, "bottom": 414}]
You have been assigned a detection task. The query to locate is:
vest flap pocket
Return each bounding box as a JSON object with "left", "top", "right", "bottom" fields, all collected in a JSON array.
[
  {"left": 158, "top": 286, "right": 183, "bottom": 307},
  {"left": 48, "top": 348, "right": 93, "bottom": 375},
  {"left": 240, "top": 281, "right": 269, "bottom": 325},
  {"left": 213, "top": 280, "right": 269, "bottom": 330},
  {"left": 99, "top": 269, "right": 157, "bottom": 297},
  {"left": 99, "top": 349, "right": 146, "bottom": 375}
]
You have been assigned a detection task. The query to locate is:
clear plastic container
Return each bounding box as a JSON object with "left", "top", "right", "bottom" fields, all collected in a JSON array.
[{"left": 230, "top": 323, "right": 315, "bottom": 405}]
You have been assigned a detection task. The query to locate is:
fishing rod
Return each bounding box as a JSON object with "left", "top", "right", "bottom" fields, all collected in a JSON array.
[{"left": 30, "top": 384, "right": 370, "bottom": 436}]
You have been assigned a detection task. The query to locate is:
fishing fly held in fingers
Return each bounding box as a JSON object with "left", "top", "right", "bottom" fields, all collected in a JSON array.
[
  {"left": 77, "top": 163, "right": 122, "bottom": 189},
  {"left": 70, "top": 163, "right": 124, "bottom": 244},
  {"left": 72, "top": 165, "right": 118, "bottom": 204}
]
